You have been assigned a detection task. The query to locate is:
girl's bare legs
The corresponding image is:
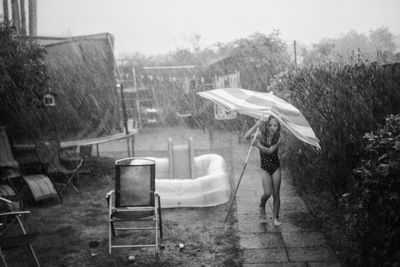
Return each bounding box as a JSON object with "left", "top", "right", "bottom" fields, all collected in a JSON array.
[
  {"left": 272, "top": 168, "right": 282, "bottom": 226},
  {"left": 259, "top": 169, "right": 272, "bottom": 219}
]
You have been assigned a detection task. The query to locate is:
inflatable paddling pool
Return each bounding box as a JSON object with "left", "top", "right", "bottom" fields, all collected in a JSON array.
[
  {"left": 141, "top": 138, "right": 231, "bottom": 208},
  {"left": 148, "top": 153, "right": 230, "bottom": 208}
]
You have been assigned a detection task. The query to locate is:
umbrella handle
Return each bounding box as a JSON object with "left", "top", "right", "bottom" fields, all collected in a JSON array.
[
  {"left": 224, "top": 127, "right": 260, "bottom": 223},
  {"left": 243, "top": 127, "right": 259, "bottom": 163},
  {"left": 0, "top": 196, "right": 12, "bottom": 204}
]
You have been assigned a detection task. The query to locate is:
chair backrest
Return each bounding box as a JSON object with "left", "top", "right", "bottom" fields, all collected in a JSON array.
[
  {"left": 0, "top": 126, "right": 19, "bottom": 169},
  {"left": 36, "top": 140, "right": 63, "bottom": 171},
  {"left": 115, "top": 158, "right": 155, "bottom": 207}
]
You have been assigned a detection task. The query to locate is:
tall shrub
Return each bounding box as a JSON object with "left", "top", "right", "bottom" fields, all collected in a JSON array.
[
  {"left": 341, "top": 114, "right": 400, "bottom": 266},
  {"left": 274, "top": 63, "right": 400, "bottom": 201},
  {"left": 0, "top": 22, "right": 50, "bottom": 140}
]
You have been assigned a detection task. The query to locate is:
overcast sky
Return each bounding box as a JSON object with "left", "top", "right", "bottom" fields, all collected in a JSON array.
[{"left": 30, "top": 0, "right": 400, "bottom": 56}]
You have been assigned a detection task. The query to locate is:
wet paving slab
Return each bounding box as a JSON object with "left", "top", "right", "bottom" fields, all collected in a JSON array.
[{"left": 233, "top": 142, "right": 341, "bottom": 266}]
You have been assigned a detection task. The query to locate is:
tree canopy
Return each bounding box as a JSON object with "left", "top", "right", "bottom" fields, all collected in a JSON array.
[
  {"left": 300, "top": 27, "right": 400, "bottom": 66},
  {"left": 0, "top": 21, "right": 50, "bottom": 140}
]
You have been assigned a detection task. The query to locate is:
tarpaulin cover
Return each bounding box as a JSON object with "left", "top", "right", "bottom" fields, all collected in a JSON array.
[{"left": 3, "top": 33, "right": 122, "bottom": 143}]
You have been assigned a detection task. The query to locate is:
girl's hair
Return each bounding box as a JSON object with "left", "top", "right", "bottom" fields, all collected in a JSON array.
[{"left": 266, "top": 115, "right": 281, "bottom": 138}]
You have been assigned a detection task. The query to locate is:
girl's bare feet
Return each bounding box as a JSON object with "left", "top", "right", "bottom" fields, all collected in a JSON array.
[
  {"left": 259, "top": 207, "right": 267, "bottom": 219},
  {"left": 273, "top": 217, "right": 282, "bottom": 226}
]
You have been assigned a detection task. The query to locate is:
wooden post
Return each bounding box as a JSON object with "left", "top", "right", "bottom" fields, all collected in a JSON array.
[
  {"left": 120, "top": 83, "right": 131, "bottom": 156},
  {"left": 20, "top": 0, "right": 26, "bottom": 35},
  {"left": 168, "top": 139, "right": 174, "bottom": 179},
  {"left": 11, "top": 0, "right": 20, "bottom": 34},
  {"left": 294, "top": 40, "right": 297, "bottom": 70},
  {"left": 120, "top": 83, "right": 129, "bottom": 134},
  {"left": 132, "top": 67, "right": 141, "bottom": 128},
  {"left": 28, "top": 0, "right": 36, "bottom": 36},
  {"left": 130, "top": 135, "right": 135, "bottom": 157},
  {"left": 3, "top": 0, "right": 9, "bottom": 21},
  {"left": 126, "top": 139, "right": 131, "bottom": 156},
  {"left": 188, "top": 137, "right": 194, "bottom": 179}
]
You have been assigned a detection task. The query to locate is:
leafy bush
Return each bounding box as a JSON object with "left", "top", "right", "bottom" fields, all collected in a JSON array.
[
  {"left": 275, "top": 63, "right": 400, "bottom": 201},
  {"left": 0, "top": 22, "right": 50, "bottom": 140},
  {"left": 339, "top": 114, "right": 400, "bottom": 266}
]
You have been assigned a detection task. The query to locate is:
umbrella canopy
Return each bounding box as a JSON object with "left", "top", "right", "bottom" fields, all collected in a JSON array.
[{"left": 197, "top": 88, "right": 320, "bottom": 149}]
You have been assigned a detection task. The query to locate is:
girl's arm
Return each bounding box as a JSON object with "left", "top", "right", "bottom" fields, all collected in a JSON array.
[
  {"left": 254, "top": 136, "right": 282, "bottom": 154},
  {"left": 243, "top": 120, "right": 263, "bottom": 141}
]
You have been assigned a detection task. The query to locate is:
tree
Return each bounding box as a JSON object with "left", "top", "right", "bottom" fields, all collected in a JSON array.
[
  {"left": 369, "top": 26, "right": 396, "bottom": 53},
  {"left": 301, "top": 28, "right": 399, "bottom": 66},
  {"left": 0, "top": 21, "right": 49, "bottom": 140},
  {"left": 220, "top": 31, "right": 290, "bottom": 90},
  {"left": 183, "top": 32, "right": 202, "bottom": 54}
]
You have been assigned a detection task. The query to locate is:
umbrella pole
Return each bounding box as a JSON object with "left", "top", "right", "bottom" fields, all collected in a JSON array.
[{"left": 224, "top": 127, "right": 259, "bottom": 223}]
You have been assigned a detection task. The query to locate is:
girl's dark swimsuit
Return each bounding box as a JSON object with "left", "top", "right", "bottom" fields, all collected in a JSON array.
[{"left": 259, "top": 131, "right": 280, "bottom": 175}]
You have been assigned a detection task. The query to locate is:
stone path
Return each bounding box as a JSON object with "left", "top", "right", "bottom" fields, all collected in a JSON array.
[{"left": 234, "top": 148, "right": 341, "bottom": 266}]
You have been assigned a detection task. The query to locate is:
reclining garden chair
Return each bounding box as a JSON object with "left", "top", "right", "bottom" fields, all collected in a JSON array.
[
  {"left": 0, "top": 126, "right": 58, "bottom": 204},
  {"left": 0, "top": 197, "right": 40, "bottom": 267},
  {"left": 106, "top": 158, "right": 162, "bottom": 255},
  {"left": 36, "top": 140, "right": 83, "bottom": 194}
]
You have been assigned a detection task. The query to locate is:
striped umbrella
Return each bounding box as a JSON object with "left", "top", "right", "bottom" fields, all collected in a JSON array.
[
  {"left": 198, "top": 88, "right": 320, "bottom": 222},
  {"left": 197, "top": 88, "right": 320, "bottom": 149}
]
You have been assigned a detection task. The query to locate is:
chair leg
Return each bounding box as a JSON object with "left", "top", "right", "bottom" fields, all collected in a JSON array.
[
  {"left": 108, "top": 219, "right": 112, "bottom": 255},
  {"left": 27, "top": 244, "right": 40, "bottom": 267},
  {"left": 59, "top": 174, "right": 79, "bottom": 194},
  {"left": 0, "top": 249, "right": 8, "bottom": 267},
  {"left": 155, "top": 212, "right": 159, "bottom": 255},
  {"left": 158, "top": 197, "right": 163, "bottom": 239},
  {"left": 111, "top": 221, "right": 116, "bottom": 237},
  {"left": 155, "top": 203, "right": 161, "bottom": 255},
  {"left": 16, "top": 216, "right": 40, "bottom": 266}
]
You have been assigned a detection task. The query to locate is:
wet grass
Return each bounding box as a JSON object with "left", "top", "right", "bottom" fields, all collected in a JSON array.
[
  {"left": 9, "top": 173, "right": 241, "bottom": 267},
  {"left": 8, "top": 127, "right": 243, "bottom": 266}
]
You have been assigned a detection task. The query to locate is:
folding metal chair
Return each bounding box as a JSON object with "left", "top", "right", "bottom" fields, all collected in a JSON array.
[
  {"left": 0, "top": 197, "right": 40, "bottom": 267},
  {"left": 36, "top": 140, "right": 83, "bottom": 194},
  {"left": 106, "top": 158, "right": 162, "bottom": 255}
]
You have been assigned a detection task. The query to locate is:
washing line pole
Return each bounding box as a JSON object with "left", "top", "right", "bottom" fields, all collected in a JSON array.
[{"left": 224, "top": 127, "right": 260, "bottom": 223}]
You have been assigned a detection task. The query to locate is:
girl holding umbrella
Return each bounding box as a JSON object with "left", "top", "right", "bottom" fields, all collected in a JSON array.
[{"left": 244, "top": 115, "right": 282, "bottom": 226}]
